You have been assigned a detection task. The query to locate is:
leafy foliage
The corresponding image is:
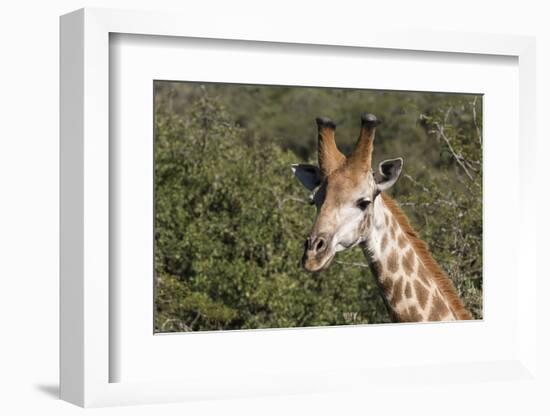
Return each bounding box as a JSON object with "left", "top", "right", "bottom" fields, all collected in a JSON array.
[{"left": 154, "top": 83, "right": 483, "bottom": 332}]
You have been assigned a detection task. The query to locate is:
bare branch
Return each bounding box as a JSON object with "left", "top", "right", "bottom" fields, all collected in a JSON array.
[
  {"left": 335, "top": 260, "right": 370, "bottom": 269},
  {"left": 444, "top": 106, "right": 452, "bottom": 124},
  {"left": 268, "top": 187, "right": 309, "bottom": 210},
  {"left": 433, "top": 121, "right": 474, "bottom": 181},
  {"left": 161, "top": 318, "right": 175, "bottom": 332},
  {"left": 472, "top": 96, "right": 482, "bottom": 146},
  {"left": 401, "top": 174, "right": 458, "bottom": 207},
  {"left": 403, "top": 173, "right": 431, "bottom": 194},
  {"left": 189, "top": 311, "right": 201, "bottom": 329}
]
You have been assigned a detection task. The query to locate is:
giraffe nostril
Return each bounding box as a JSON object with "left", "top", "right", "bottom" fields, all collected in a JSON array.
[
  {"left": 306, "top": 235, "right": 329, "bottom": 254},
  {"left": 315, "top": 238, "right": 326, "bottom": 252}
]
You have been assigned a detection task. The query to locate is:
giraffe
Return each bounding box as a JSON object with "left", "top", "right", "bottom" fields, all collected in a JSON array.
[{"left": 292, "top": 113, "right": 472, "bottom": 322}]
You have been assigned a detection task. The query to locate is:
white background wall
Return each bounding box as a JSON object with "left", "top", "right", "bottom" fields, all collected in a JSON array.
[{"left": 0, "top": 1, "right": 547, "bottom": 414}]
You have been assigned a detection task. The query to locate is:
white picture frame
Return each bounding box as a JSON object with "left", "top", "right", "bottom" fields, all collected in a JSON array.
[{"left": 60, "top": 7, "right": 538, "bottom": 408}]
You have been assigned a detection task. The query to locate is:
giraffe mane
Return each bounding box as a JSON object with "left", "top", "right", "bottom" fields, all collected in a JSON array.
[{"left": 380, "top": 193, "right": 473, "bottom": 320}]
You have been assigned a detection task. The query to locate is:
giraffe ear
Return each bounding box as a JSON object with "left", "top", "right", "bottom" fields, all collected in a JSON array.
[
  {"left": 375, "top": 158, "right": 403, "bottom": 191},
  {"left": 291, "top": 164, "right": 322, "bottom": 191}
]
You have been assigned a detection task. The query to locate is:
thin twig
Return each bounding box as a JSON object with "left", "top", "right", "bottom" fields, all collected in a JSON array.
[
  {"left": 444, "top": 106, "right": 452, "bottom": 124},
  {"left": 472, "top": 96, "right": 482, "bottom": 146},
  {"left": 335, "top": 260, "right": 370, "bottom": 269},
  {"left": 403, "top": 173, "right": 431, "bottom": 194},
  {"left": 433, "top": 121, "right": 474, "bottom": 181},
  {"left": 161, "top": 318, "right": 175, "bottom": 332},
  {"left": 401, "top": 174, "right": 458, "bottom": 207},
  {"left": 189, "top": 311, "right": 201, "bottom": 329},
  {"left": 268, "top": 187, "right": 309, "bottom": 210},
  {"left": 399, "top": 200, "right": 457, "bottom": 208}
]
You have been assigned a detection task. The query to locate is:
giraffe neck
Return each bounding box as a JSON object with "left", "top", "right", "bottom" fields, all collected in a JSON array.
[{"left": 361, "top": 193, "right": 471, "bottom": 322}]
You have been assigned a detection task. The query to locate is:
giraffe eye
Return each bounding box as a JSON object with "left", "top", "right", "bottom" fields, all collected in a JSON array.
[{"left": 356, "top": 198, "right": 371, "bottom": 210}]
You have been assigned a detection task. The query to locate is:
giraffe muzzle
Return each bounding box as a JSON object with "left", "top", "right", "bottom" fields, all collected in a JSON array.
[{"left": 302, "top": 234, "right": 334, "bottom": 272}]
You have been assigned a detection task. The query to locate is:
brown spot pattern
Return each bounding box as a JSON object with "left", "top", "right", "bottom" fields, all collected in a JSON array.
[
  {"left": 404, "top": 281, "right": 412, "bottom": 298},
  {"left": 390, "top": 276, "right": 403, "bottom": 305},
  {"left": 417, "top": 264, "right": 431, "bottom": 286},
  {"left": 397, "top": 233, "right": 407, "bottom": 249},
  {"left": 387, "top": 250, "right": 399, "bottom": 273},
  {"left": 390, "top": 225, "right": 396, "bottom": 240},
  {"left": 429, "top": 294, "right": 449, "bottom": 321},
  {"left": 428, "top": 306, "right": 440, "bottom": 321},
  {"left": 380, "top": 275, "right": 393, "bottom": 296},
  {"left": 362, "top": 215, "right": 371, "bottom": 232},
  {"left": 369, "top": 260, "right": 382, "bottom": 278},
  {"left": 402, "top": 249, "right": 415, "bottom": 274},
  {"left": 380, "top": 233, "right": 388, "bottom": 253},
  {"left": 414, "top": 280, "right": 429, "bottom": 309},
  {"left": 407, "top": 306, "right": 423, "bottom": 322}
]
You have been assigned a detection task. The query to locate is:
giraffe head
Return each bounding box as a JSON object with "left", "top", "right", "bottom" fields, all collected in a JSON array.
[{"left": 292, "top": 114, "right": 403, "bottom": 272}]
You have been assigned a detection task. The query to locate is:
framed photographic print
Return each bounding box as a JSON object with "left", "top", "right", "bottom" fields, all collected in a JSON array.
[
  {"left": 60, "top": 7, "right": 538, "bottom": 408},
  {"left": 152, "top": 81, "right": 482, "bottom": 333}
]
